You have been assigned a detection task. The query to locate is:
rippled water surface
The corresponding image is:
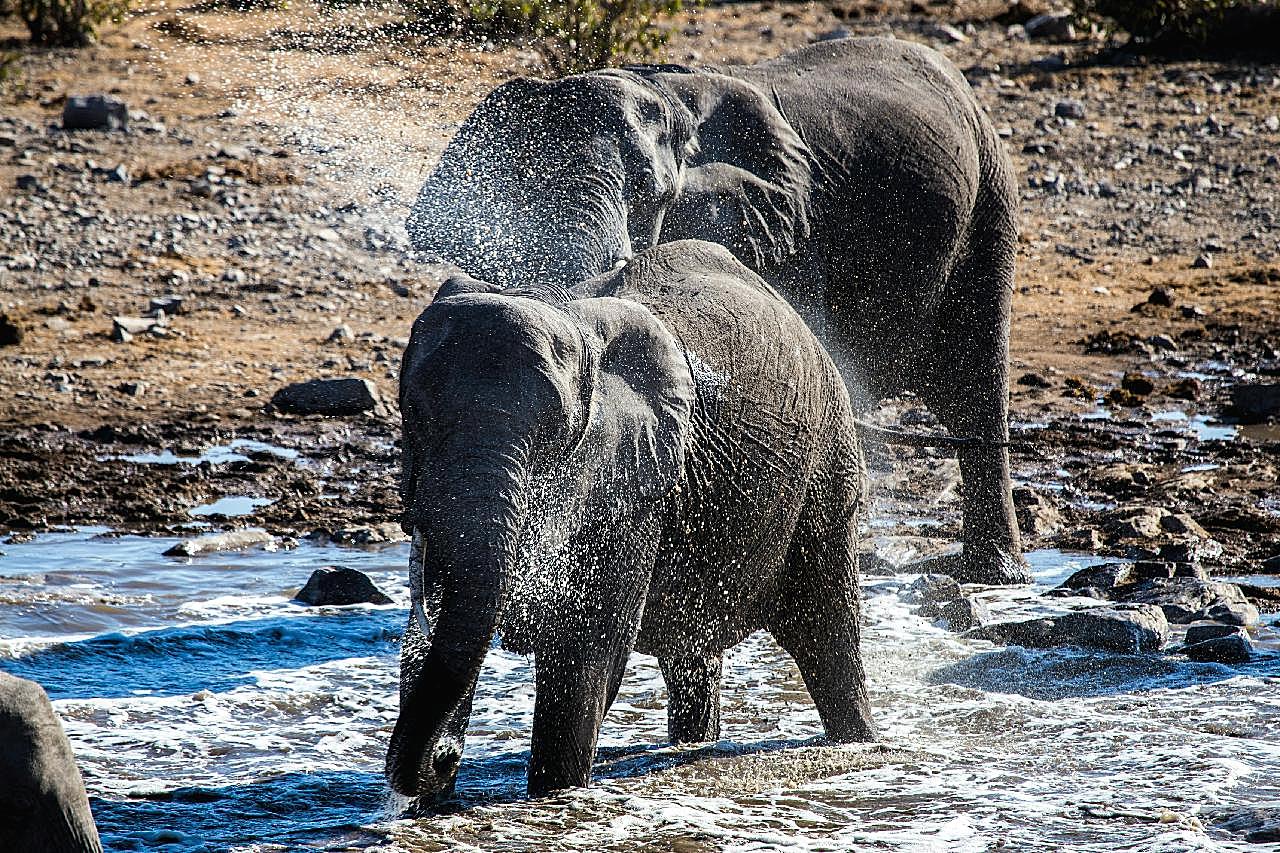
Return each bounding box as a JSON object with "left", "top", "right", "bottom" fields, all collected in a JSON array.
[{"left": 1, "top": 533, "right": 1277, "bottom": 851}]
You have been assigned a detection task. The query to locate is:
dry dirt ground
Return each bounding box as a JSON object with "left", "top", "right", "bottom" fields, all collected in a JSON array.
[{"left": 0, "top": 0, "right": 1278, "bottom": 572}]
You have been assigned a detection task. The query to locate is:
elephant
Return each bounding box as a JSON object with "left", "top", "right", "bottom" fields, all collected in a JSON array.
[
  {"left": 405, "top": 36, "right": 1029, "bottom": 585},
  {"left": 386, "top": 239, "right": 875, "bottom": 802},
  {"left": 0, "top": 673, "right": 103, "bottom": 853}
]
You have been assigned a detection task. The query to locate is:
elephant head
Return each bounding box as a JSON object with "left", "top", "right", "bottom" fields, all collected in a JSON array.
[
  {"left": 406, "top": 67, "right": 812, "bottom": 286},
  {"left": 385, "top": 283, "right": 695, "bottom": 801},
  {"left": 0, "top": 674, "right": 103, "bottom": 853}
]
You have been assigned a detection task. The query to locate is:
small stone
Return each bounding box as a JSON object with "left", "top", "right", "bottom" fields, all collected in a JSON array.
[
  {"left": 924, "top": 22, "right": 968, "bottom": 43},
  {"left": 1105, "top": 506, "right": 1169, "bottom": 540},
  {"left": 1149, "top": 334, "right": 1177, "bottom": 351},
  {"left": 1014, "top": 486, "right": 1062, "bottom": 538},
  {"left": 1121, "top": 372, "right": 1155, "bottom": 396},
  {"left": 1192, "top": 253, "right": 1214, "bottom": 269},
  {"left": 1024, "top": 11, "right": 1076, "bottom": 40},
  {"left": 1017, "top": 372, "right": 1052, "bottom": 388},
  {"left": 1167, "top": 378, "right": 1202, "bottom": 400},
  {"left": 271, "top": 377, "right": 383, "bottom": 416},
  {"left": 0, "top": 314, "right": 24, "bottom": 347},
  {"left": 921, "top": 595, "right": 989, "bottom": 631},
  {"left": 148, "top": 294, "right": 185, "bottom": 316},
  {"left": 327, "top": 324, "right": 354, "bottom": 344},
  {"left": 1185, "top": 633, "right": 1252, "bottom": 664},
  {"left": 106, "top": 164, "right": 129, "bottom": 183},
  {"left": 164, "top": 529, "right": 274, "bottom": 557},
  {"left": 62, "top": 95, "right": 128, "bottom": 131},
  {"left": 185, "top": 72, "right": 201, "bottom": 85},
  {"left": 112, "top": 315, "right": 160, "bottom": 336},
  {"left": 294, "top": 566, "right": 392, "bottom": 606},
  {"left": 217, "top": 144, "right": 251, "bottom": 161},
  {"left": 1057, "top": 562, "right": 1131, "bottom": 597},
  {"left": 117, "top": 381, "right": 146, "bottom": 396},
  {"left": 905, "top": 574, "right": 963, "bottom": 606},
  {"left": 15, "top": 174, "right": 42, "bottom": 192},
  {"left": 814, "top": 26, "right": 852, "bottom": 42},
  {"left": 1147, "top": 287, "right": 1175, "bottom": 307},
  {"left": 1055, "top": 99, "right": 1087, "bottom": 120}
]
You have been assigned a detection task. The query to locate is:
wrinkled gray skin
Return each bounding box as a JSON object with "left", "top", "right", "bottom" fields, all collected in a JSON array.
[
  {"left": 387, "top": 240, "right": 874, "bottom": 801},
  {"left": 407, "top": 36, "right": 1028, "bottom": 585},
  {"left": 0, "top": 674, "right": 103, "bottom": 853}
]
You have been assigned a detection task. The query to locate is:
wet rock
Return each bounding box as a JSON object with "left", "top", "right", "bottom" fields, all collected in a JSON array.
[
  {"left": 905, "top": 574, "right": 963, "bottom": 606},
  {"left": 1013, "top": 486, "right": 1062, "bottom": 537},
  {"left": 1226, "top": 384, "right": 1280, "bottom": 423},
  {"left": 294, "top": 566, "right": 392, "bottom": 606},
  {"left": 1160, "top": 513, "right": 1209, "bottom": 538},
  {"left": 920, "top": 595, "right": 989, "bottom": 631},
  {"left": 1131, "top": 560, "right": 1209, "bottom": 582},
  {"left": 1103, "top": 387, "right": 1143, "bottom": 408},
  {"left": 271, "top": 377, "right": 383, "bottom": 416},
  {"left": 1051, "top": 604, "right": 1168, "bottom": 653},
  {"left": 1062, "top": 375, "right": 1096, "bottom": 399},
  {"left": 1054, "top": 99, "right": 1086, "bottom": 120},
  {"left": 967, "top": 617, "right": 1057, "bottom": 648},
  {"left": 1157, "top": 538, "right": 1224, "bottom": 565},
  {"left": 62, "top": 95, "right": 128, "bottom": 131},
  {"left": 328, "top": 522, "right": 407, "bottom": 546},
  {"left": 1167, "top": 378, "right": 1203, "bottom": 401},
  {"left": 1211, "top": 808, "right": 1280, "bottom": 843},
  {"left": 1263, "top": 553, "right": 1280, "bottom": 573},
  {"left": 1103, "top": 506, "right": 1169, "bottom": 540},
  {"left": 1184, "top": 632, "right": 1252, "bottom": 664},
  {"left": 164, "top": 529, "right": 275, "bottom": 557},
  {"left": 1113, "top": 577, "right": 1252, "bottom": 624},
  {"left": 1185, "top": 623, "right": 1243, "bottom": 645},
  {"left": 1024, "top": 11, "right": 1075, "bottom": 40},
  {"left": 1204, "top": 601, "right": 1259, "bottom": 627},
  {"left": 0, "top": 314, "right": 23, "bottom": 347},
  {"left": 1121, "top": 372, "right": 1155, "bottom": 396},
  {"left": 1055, "top": 561, "right": 1131, "bottom": 598}
]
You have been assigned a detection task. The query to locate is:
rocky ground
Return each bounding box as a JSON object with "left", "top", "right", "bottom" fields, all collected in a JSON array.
[{"left": 0, "top": 0, "right": 1278, "bottom": 583}]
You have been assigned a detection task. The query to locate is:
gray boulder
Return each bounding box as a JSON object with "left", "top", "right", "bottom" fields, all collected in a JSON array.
[
  {"left": 271, "top": 377, "right": 383, "bottom": 416},
  {"left": 62, "top": 95, "right": 128, "bottom": 131},
  {"left": 1113, "top": 577, "right": 1253, "bottom": 624},
  {"left": 1050, "top": 604, "right": 1168, "bottom": 654},
  {"left": 967, "top": 618, "right": 1057, "bottom": 648},
  {"left": 1185, "top": 632, "right": 1253, "bottom": 664},
  {"left": 294, "top": 566, "right": 392, "bottom": 606},
  {"left": 164, "top": 529, "right": 274, "bottom": 557},
  {"left": 1185, "top": 623, "right": 1245, "bottom": 645}
]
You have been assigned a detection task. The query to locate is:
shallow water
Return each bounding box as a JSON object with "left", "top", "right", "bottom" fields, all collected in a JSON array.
[{"left": 1, "top": 533, "right": 1277, "bottom": 851}]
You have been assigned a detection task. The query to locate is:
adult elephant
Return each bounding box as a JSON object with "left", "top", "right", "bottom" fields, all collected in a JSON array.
[
  {"left": 0, "top": 673, "right": 103, "bottom": 853},
  {"left": 387, "top": 240, "right": 874, "bottom": 801},
  {"left": 407, "top": 36, "right": 1028, "bottom": 585}
]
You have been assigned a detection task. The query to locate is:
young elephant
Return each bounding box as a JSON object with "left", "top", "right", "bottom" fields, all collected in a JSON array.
[{"left": 387, "top": 240, "right": 875, "bottom": 801}]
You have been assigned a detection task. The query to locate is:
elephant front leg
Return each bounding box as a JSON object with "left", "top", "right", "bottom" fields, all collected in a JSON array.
[
  {"left": 528, "top": 648, "right": 627, "bottom": 796},
  {"left": 659, "top": 654, "right": 723, "bottom": 743}
]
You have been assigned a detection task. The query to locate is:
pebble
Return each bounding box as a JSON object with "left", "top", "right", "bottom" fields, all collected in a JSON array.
[{"left": 1055, "top": 100, "right": 1087, "bottom": 120}]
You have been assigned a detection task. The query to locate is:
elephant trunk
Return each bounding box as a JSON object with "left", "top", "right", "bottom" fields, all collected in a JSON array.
[{"left": 386, "top": 449, "right": 526, "bottom": 800}]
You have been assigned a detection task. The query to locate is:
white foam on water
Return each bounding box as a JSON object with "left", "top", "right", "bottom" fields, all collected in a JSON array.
[{"left": 4, "top": 533, "right": 1279, "bottom": 851}]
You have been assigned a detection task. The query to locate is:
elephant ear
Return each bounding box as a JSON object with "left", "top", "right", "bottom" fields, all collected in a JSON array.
[
  {"left": 566, "top": 297, "right": 695, "bottom": 506},
  {"left": 652, "top": 71, "right": 813, "bottom": 271}
]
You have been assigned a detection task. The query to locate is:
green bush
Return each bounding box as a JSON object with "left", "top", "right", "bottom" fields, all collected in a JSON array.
[
  {"left": 1070, "top": 0, "right": 1244, "bottom": 44},
  {"left": 418, "top": 0, "right": 690, "bottom": 75},
  {"left": 17, "top": 0, "right": 129, "bottom": 46}
]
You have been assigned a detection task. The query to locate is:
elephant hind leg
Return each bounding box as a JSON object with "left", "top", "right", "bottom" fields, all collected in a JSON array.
[
  {"left": 659, "top": 654, "right": 723, "bottom": 744},
  {"left": 768, "top": 451, "right": 876, "bottom": 743}
]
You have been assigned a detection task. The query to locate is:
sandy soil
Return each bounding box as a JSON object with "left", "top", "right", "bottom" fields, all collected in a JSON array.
[{"left": 0, "top": 0, "right": 1277, "bottom": 571}]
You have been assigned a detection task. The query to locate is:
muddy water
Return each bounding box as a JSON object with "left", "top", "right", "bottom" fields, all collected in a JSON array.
[{"left": 1, "top": 533, "right": 1277, "bottom": 851}]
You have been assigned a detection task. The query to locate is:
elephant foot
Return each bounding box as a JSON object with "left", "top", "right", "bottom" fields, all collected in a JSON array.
[{"left": 907, "top": 546, "right": 1032, "bottom": 586}]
